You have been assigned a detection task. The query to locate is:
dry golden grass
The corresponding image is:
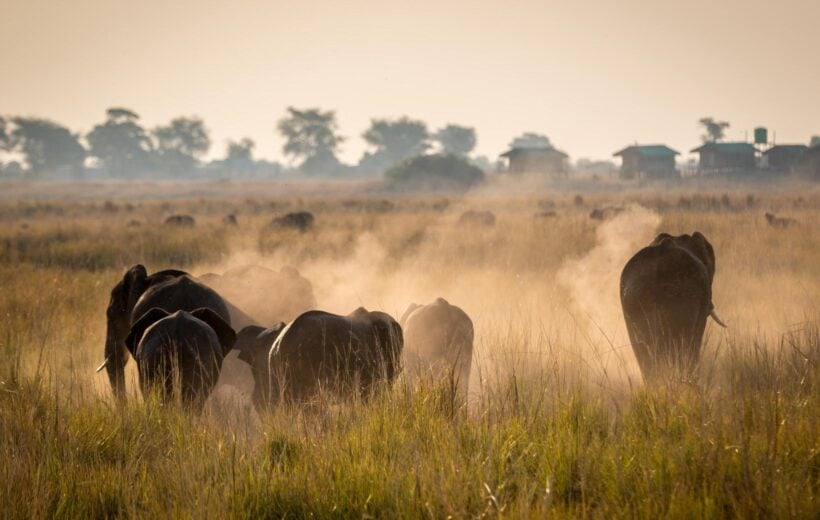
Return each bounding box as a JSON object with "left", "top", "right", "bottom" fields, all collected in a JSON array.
[{"left": 0, "top": 179, "right": 817, "bottom": 517}]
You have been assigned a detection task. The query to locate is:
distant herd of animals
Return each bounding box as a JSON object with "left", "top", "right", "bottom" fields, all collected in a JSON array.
[
  {"left": 98, "top": 227, "right": 734, "bottom": 413},
  {"left": 156, "top": 207, "right": 798, "bottom": 231}
]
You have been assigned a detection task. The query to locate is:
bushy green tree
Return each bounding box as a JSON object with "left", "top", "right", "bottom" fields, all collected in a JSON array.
[
  {"left": 8, "top": 117, "right": 86, "bottom": 176},
  {"left": 385, "top": 153, "right": 484, "bottom": 191},
  {"left": 277, "top": 107, "right": 344, "bottom": 175},
  {"left": 86, "top": 108, "right": 153, "bottom": 177},
  {"left": 433, "top": 124, "right": 476, "bottom": 156},
  {"left": 509, "top": 132, "right": 552, "bottom": 149},
  {"left": 153, "top": 117, "right": 210, "bottom": 175},
  {"left": 359, "top": 117, "right": 429, "bottom": 173}
]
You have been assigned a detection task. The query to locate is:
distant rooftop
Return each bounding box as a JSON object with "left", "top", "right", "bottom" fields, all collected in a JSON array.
[
  {"left": 499, "top": 147, "right": 568, "bottom": 158},
  {"left": 613, "top": 144, "right": 679, "bottom": 157},
  {"left": 762, "top": 144, "right": 808, "bottom": 155},
  {"left": 690, "top": 142, "right": 756, "bottom": 154}
]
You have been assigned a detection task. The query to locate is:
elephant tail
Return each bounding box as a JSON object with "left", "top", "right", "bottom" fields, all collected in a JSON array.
[{"left": 709, "top": 308, "right": 727, "bottom": 328}]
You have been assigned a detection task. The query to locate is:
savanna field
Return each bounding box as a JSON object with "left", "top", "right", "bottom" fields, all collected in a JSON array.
[{"left": 0, "top": 179, "right": 818, "bottom": 518}]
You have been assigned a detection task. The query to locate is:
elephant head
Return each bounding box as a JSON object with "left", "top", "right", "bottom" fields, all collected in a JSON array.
[
  {"left": 101, "top": 264, "right": 149, "bottom": 397},
  {"left": 650, "top": 231, "right": 723, "bottom": 326},
  {"left": 235, "top": 323, "right": 286, "bottom": 410},
  {"left": 651, "top": 231, "right": 716, "bottom": 283},
  {"left": 100, "top": 265, "right": 189, "bottom": 398}
]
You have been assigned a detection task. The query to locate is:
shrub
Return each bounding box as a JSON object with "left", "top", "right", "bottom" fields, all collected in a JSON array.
[{"left": 385, "top": 154, "right": 485, "bottom": 191}]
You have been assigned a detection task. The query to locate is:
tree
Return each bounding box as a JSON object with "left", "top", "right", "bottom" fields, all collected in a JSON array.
[
  {"left": 224, "top": 138, "right": 255, "bottom": 176},
  {"left": 277, "top": 107, "right": 344, "bottom": 175},
  {"left": 8, "top": 117, "right": 86, "bottom": 176},
  {"left": 363, "top": 117, "right": 429, "bottom": 161},
  {"left": 0, "top": 116, "right": 8, "bottom": 151},
  {"left": 699, "top": 117, "right": 730, "bottom": 143},
  {"left": 152, "top": 117, "right": 210, "bottom": 175},
  {"left": 86, "top": 108, "right": 153, "bottom": 177},
  {"left": 810, "top": 136, "right": 820, "bottom": 148},
  {"left": 509, "top": 132, "right": 552, "bottom": 149},
  {"left": 433, "top": 124, "right": 476, "bottom": 156}
]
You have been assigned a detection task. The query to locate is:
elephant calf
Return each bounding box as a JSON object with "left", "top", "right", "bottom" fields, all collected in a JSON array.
[
  {"left": 620, "top": 232, "right": 726, "bottom": 381},
  {"left": 125, "top": 307, "right": 236, "bottom": 412},
  {"left": 235, "top": 308, "right": 403, "bottom": 410},
  {"left": 400, "top": 298, "right": 474, "bottom": 397}
]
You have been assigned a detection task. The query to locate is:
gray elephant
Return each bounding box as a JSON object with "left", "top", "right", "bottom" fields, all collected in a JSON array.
[
  {"left": 100, "top": 264, "right": 254, "bottom": 399},
  {"left": 235, "top": 308, "right": 403, "bottom": 410},
  {"left": 400, "top": 298, "right": 474, "bottom": 397},
  {"left": 620, "top": 232, "right": 726, "bottom": 381},
  {"left": 124, "top": 308, "right": 236, "bottom": 412}
]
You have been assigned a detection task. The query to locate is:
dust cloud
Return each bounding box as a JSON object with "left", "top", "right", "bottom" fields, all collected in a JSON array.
[{"left": 556, "top": 204, "right": 661, "bottom": 381}]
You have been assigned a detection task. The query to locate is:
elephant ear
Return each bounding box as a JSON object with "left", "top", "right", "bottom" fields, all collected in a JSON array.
[
  {"left": 122, "top": 264, "right": 149, "bottom": 315},
  {"left": 125, "top": 307, "right": 169, "bottom": 357},
  {"left": 191, "top": 308, "right": 236, "bottom": 356},
  {"left": 651, "top": 233, "right": 674, "bottom": 247},
  {"left": 691, "top": 231, "right": 716, "bottom": 280},
  {"left": 399, "top": 303, "right": 421, "bottom": 327}
]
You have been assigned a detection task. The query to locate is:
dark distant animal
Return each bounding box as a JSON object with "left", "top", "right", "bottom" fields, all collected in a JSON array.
[
  {"left": 589, "top": 206, "right": 625, "bottom": 220},
  {"left": 272, "top": 211, "right": 314, "bottom": 232},
  {"left": 235, "top": 308, "right": 403, "bottom": 409},
  {"left": 765, "top": 212, "right": 796, "bottom": 228},
  {"left": 222, "top": 214, "right": 238, "bottom": 226},
  {"left": 100, "top": 265, "right": 253, "bottom": 399},
  {"left": 124, "top": 308, "right": 236, "bottom": 413},
  {"left": 458, "top": 210, "right": 495, "bottom": 226},
  {"left": 164, "top": 214, "right": 196, "bottom": 227},
  {"left": 534, "top": 211, "right": 557, "bottom": 219},
  {"left": 400, "top": 298, "right": 474, "bottom": 397},
  {"left": 198, "top": 265, "right": 316, "bottom": 327},
  {"left": 431, "top": 199, "right": 450, "bottom": 212},
  {"left": 620, "top": 232, "right": 726, "bottom": 381}
]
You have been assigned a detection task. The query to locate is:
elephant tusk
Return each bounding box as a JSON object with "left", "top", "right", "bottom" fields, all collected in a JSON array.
[
  {"left": 95, "top": 357, "right": 110, "bottom": 373},
  {"left": 709, "top": 309, "right": 727, "bottom": 328}
]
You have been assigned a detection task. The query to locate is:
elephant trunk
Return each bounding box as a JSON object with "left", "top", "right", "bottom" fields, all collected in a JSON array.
[
  {"left": 103, "top": 328, "right": 127, "bottom": 399},
  {"left": 709, "top": 308, "right": 727, "bottom": 328}
]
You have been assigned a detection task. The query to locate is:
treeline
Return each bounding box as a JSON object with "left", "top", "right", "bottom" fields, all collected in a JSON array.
[{"left": 0, "top": 107, "right": 498, "bottom": 180}]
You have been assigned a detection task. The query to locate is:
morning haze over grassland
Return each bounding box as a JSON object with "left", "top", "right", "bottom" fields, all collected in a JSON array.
[{"left": 0, "top": 1, "right": 818, "bottom": 518}]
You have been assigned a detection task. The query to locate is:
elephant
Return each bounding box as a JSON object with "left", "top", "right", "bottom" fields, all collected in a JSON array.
[
  {"left": 164, "top": 214, "right": 196, "bottom": 227},
  {"left": 620, "top": 232, "right": 726, "bottom": 381},
  {"left": 198, "top": 265, "right": 316, "bottom": 327},
  {"left": 99, "top": 264, "right": 254, "bottom": 399},
  {"left": 400, "top": 298, "right": 474, "bottom": 397},
  {"left": 235, "top": 308, "right": 403, "bottom": 410},
  {"left": 124, "top": 307, "right": 236, "bottom": 412},
  {"left": 271, "top": 211, "right": 314, "bottom": 232}
]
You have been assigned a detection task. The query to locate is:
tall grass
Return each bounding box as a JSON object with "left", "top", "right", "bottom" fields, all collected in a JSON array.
[{"left": 0, "top": 186, "right": 818, "bottom": 517}]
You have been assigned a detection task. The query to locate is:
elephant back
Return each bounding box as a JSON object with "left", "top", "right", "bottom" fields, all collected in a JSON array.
[{"left": 133, "top": 275, "right": 231, "bottom": 326}]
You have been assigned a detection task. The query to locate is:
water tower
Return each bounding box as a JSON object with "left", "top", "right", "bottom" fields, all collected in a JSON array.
[{"left": 754, "top": 127, "right": 768, "bottom": 147}]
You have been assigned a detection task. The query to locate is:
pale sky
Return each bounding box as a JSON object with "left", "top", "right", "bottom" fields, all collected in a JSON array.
[{"left": 2, "top": 0, "right": 818, "bottom": 164}]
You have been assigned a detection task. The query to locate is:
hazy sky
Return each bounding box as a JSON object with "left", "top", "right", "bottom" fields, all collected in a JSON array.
[{"left": 2, "top": 0, "right": 818, "bottom": 164}]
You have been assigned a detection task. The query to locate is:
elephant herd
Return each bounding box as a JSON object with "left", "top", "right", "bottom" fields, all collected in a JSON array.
[{"left": 99, "top": 231, "right": 725, "bottom": 412}]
